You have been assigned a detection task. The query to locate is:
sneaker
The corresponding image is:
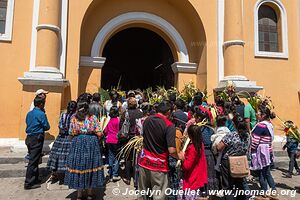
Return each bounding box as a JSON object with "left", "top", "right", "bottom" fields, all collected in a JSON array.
[
  {"left": 113, "top": 176, "right": 121, "bottom": 182},
  {"left": 294, "top": 171, "right": 300, "bottom": 176},
  {"left": 282, "top": 172, "right": 292, "bottom": 178}
]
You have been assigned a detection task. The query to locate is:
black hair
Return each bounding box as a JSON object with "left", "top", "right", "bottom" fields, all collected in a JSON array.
[
  {"left": 259, "top": 105, "right": 276, "bottom": 120},
  {"left": 109, "top": 106, "right": 119, "bottom": 118},
  {"left": 187, "top": 125, "right": 203, "bottom": 155},
  {"left": 215, "top": 96, "right": 225, "bottom": 107},
  {"left": 193, "top": 94, "right": 203, "bottom": 106},
  {"left": 67, "top": 101, "right": 77, "bottom": 115},
  {"left": 34, "top": 97, "right": 45, "bottom": 107},
  {"left": 194, "top": 106, "right": 208, "bottom": 121},
  {"left": 174, "top": 98, "right": 186, "bottom": 110},
  {"left": 141, "top": 103, "right": 153, "bottom": 116},
  {"left": 168, "top": 92, "right": 177, "bottom": 103},
  {"left": 75, "top": 101, "right": 89, "bottom": 121},
  {"left": 92, "top": 93, "right": 101, "bottom": 103},
  {"left": 77, "top": 93, "right": 91, "bottom": 104},
  {"left": 216, "top": 115, "right": 227, "bottom": 127},
  {"left": 156, "top": 100, "right": 172, "bottom": 115},
  {"left": 232, "top": 115, "right": 249, "bottom": 141},
  {"left": 231, "top": 95, "right": 241, "bottom": 105}
]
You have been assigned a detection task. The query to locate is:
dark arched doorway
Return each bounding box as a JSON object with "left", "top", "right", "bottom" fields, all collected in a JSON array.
[{"left": 101, "top": 27, "right": 174, "bottom": 90}]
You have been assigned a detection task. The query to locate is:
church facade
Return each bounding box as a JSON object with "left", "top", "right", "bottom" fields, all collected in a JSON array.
[{"left": 0, "top": 0, "right": 299, "bottom": 142}]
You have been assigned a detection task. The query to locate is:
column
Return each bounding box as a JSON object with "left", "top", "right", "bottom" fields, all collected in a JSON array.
[
  {"left": 223, "top": 0, "right": 245, "bottom": 77},
  {"left": 35, "top": 0, "right": 61, "bottom": 71}
]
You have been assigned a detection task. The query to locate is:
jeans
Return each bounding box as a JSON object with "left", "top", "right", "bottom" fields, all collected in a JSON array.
[
  {"left": 107, "top": 143, "right": 119, "bottom": 177},
  {"left": 258, "top": 166, "right": 276, "bottom": 192},
  {"left": 25, "top": 134, "right": 44, "bottom": 187},
  {"left": 288, "top": 151, "right": 300, "bottom": 174}
]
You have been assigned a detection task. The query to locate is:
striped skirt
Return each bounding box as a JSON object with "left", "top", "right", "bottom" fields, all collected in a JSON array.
[
  {"left": 47, "top": 135, "right": 71, "bottom": 172},
  {"left": 64, "top": 134, "right": 104, "bottom": 189}
]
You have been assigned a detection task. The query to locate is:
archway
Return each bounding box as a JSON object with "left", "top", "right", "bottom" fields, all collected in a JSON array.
[{"left": 101, "top": 27, "right": 174, "bottom": 90}]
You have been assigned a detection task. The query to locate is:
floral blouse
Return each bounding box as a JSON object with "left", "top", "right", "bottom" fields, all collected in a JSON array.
[{"left": 69, "top": 115, "right": 102, "bottom": 136}]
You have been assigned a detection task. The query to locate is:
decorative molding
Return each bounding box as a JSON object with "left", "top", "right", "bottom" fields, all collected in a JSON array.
[
  {"left": 254, "top": 0, "right": 289, "bottom": 58},
  {"left": 91, "top": 12, "right": 190, "bottom": 63},
  {"left": 223, "top": 40, "right": 245, "bottom": 47},
  {"left": 171, "top": 62, "right": 198, "bottom": 74},
  {"left": 36, "top": 24, "right": 61, "bottom": 32},
  {"left": 29, "top": 0, "right": 68, "bottom": 76},
  {"left": 80, "top": 56, "right": 106, "bottom": 68},
  {"left": 0, "top": 0, "right": 15, "bottom": 41},
  {"left": 18, "top": 76, "right": 69, "bottom": 87},
  {"left": 218, "top": 0, "right": 225, "bottom": 81},
  {"left": 215, "top": 76, "right": 263, "bottom": 93}
]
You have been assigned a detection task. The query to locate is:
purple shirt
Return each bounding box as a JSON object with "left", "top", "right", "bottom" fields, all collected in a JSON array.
[{"left": 104, "top": 117, "right": 120, "bottom": 144}]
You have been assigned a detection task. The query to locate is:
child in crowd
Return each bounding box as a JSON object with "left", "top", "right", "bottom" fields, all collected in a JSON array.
[{"left": 179, "top": 125, "right": 208, "bottom": 199}]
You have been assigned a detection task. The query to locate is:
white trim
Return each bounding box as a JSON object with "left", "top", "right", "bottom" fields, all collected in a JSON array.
[
  {"left": 29, "top": 0, "right": 40, "bottom": 71},
  {"left": 36, "top": 24, "right": 61, "bottom": 32},
  {"left": 223, "top": 40, "right": 245, "bottom": 47},
  {"left": 60, "top": 0, "right": 68, "bottom": 77},
  {"left": 218, "top": 0, "right": 225, "bottom": 81},
  {"left": 80, "top": 56, "right": 106, "bottom": 68},
  {"left": 29, "top": 0, "right": 68, "bottom": 76},
  {"left": 0, "top": 0, "right": 14, "bottom": 41},
  {"left": 254, "top": 0, "right": 289, "bottom": 58},
  {"left": 91, "top": 12, "right": 189, "bottom": 63},
  {"left": 171, "top": 62, "right": 198, "bottom": 73}
]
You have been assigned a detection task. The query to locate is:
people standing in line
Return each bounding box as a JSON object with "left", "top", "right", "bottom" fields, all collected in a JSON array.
[
  {"left": 217, "top": 116, "right": 250, "bottom": 200},
  {"left": 194, "top": 108, "right": 219, "bottom": 191},
  {"left": 138, "top": 101, "right": 177, "bottom": 200},
  {"left": 178, "top": 125, "right": 208, "bottom": 200},
  {"left": 104, "top": 90, "right": 122, "bottom": 115},
  {"left": 120, "top": 97, "right": 143, "bottom": 186},
  {"left": 47, "top": 101, "right": 77, "bottom": 182},
  {"left": 89, "top": 92, "right": 103, "bottom": 120},
  {"left": 104, "top": 106, "right": 121, "bottom": 182},
  {"left": 122, "top": 90, "right": 136, "bottom": 111},
  {"left": 250, "top": 106, "right": 278, "bottom": 200},
  {"left": 24, "top": 97, "right": 50, "bottom": 190},
  {"left": 282, "top": 121, "right": 300, "bottom": 178},
  {"left": 64, "top": 101, "right": 104, "bottom": 200}
]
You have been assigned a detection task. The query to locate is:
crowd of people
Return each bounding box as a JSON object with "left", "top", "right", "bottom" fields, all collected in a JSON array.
[{"left": 23, "top": 87, "right": 300, "bottom": 200}]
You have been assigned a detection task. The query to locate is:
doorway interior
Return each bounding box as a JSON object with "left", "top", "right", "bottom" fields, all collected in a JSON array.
[{"left": 101, "top": 27, "right": 175, "bottom": 90}]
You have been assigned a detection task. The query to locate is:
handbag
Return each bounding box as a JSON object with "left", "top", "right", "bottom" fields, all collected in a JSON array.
[
  {"left": 228, "top": 155, "right": 249, "bottom": 178},
  {"left": 117, "top": 110, "right": 130, "bottom": 140}
]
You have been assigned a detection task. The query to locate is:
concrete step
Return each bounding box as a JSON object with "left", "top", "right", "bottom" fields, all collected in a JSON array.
[
  {"left": 0, "top": 163, "right": 49, "bottom": 178},
  {"left": 0, "top": 155, "right": 49, "bottom": 165}
]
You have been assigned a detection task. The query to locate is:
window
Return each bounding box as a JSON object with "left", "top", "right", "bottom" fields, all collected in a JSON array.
[
  {"left": 0, "top": 0, "right": 14, "bottom": 41},
  {"left": 254, "top": 0, "right": 288, "bottom": 58},
  {"left": 258, "top": 5, "right": 279, "bottom": 52},
  {"left": 0, "top": 0, "right": 7, "bottom": 34}
]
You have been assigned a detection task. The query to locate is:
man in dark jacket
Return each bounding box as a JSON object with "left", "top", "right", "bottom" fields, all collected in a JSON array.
[{"left": 24, "top": 97, "right": 50, "bottom": 190}]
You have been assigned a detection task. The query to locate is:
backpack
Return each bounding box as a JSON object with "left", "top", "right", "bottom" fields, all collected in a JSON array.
[{"left": 117, "top": 110, "right": 130, "bottom": 140}]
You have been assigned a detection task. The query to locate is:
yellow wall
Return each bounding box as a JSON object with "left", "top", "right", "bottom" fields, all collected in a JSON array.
[
  {"left": 0, "top": 1, "right": 34, "bottom": 138},
  {"left": 243, "top": 0, "right": 300, "bottom": 128},
  {"left": 1, "top": 0, "right": 300, "bottom": 138}
]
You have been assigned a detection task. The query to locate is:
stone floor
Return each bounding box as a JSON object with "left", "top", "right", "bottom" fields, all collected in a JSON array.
[{"left": 0, "top": 168, "right": 299, "bottom": 200}]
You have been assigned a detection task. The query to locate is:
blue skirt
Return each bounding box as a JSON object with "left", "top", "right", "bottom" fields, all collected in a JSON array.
[
  {"left": 47, "top": 135, "right": 71, "bottom": 172},
  {"left": 64, "top": 135, "right": 104, "bottom": 189}
]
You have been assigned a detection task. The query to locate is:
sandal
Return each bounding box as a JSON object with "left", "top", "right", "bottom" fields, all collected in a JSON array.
[{"left": 122, "top": 178, "right": 130, "bottom": 185}]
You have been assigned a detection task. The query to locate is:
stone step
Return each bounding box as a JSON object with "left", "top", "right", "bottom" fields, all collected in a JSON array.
[
  {"left": 0, "top": 155, "right": 49, "bottom": 165},
  {"left": 0, "top": 163, "right": 49, "bottom": 178}
]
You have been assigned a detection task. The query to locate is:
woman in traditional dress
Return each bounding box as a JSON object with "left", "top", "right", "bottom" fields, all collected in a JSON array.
[
  {"left": 47, "top": 101, "right": 77, "bottom": 181},
  {"left": 64, "top": 100, "right": 104, "bottom": 200}
]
